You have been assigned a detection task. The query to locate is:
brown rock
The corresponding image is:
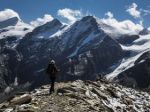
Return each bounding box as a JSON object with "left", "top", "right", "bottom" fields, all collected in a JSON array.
[
  {"left": 122, "top": 96, "right": 133, "bottom": 105},
  {"left": 10, "top": 94, "right": 32, "bottom": 105}
]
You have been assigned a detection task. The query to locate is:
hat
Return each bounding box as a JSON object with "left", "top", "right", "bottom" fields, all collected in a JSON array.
[{"left": 50, "top": 60, "right": 55, "bottom": 64}]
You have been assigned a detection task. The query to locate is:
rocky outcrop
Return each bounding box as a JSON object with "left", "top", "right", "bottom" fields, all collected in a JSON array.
[
  {"left": 0, "top": 17, "right": 19, "bottom": 29},
  {"left": 139, "top": 28, "right": 150, "bottom": 35},
  {"left": 10, "top": 94, "right": 32, "bottom": 105},
  {"left": 0, "top": 36, "right": 21, "bottom": 90},
  {"left": 0, "top": 36, "right": 21, "bottom": 91},
  {"left": 0, "top": 80, "right": 149, "bottom": 112},
  {"left": 116, "top": 35, "right": 139, "bottom": 45}
]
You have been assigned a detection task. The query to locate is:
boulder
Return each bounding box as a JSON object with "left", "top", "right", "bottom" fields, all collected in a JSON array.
[{"left": 10, "top": 94, "right": 32, "bottom": 105}]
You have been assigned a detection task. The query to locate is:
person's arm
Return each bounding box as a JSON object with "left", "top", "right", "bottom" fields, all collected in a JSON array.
[{"left": 54, "top": 65, "right": 60, "bottom": 73}]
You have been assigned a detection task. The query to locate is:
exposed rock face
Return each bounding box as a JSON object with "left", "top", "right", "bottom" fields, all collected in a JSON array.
[
  {"left": 0, "top": 35, "right": 22, "bottom": 91},
  {"left": 139, "top": 28, "right": 150, "bottom": 35},
  {"left": 116, "top": 35, "right": 139, "bottom": 45},
  {"left": 0, "top": 80, "right": 149, "bottom": 112},
  {"left": 117, "top": 51, "right": 150, "bottom": 88},
  {"left": 0, "top": 20, "right": 32, "bottom": 91},
  {"left": 90, "top": 36, "right": 123, "bottom": 73},
  {"left": 0, "top": 17, "right": 19, "bottom": 29}
]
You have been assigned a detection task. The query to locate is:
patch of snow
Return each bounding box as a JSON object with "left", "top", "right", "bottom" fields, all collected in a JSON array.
[
  {"left": 50, "top": 25, "right": 69, "bottom": 38},
  {"left": 36, "top": 68, "right": 45, "bottom": 73},
  {"left": 106, "top": 54, "right": 142, "bottom": 79}
]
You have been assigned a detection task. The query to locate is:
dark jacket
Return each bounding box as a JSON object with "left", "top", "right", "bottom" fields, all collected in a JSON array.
[{"left": 46, "top": 63, "right": 58, "bottom": 78}]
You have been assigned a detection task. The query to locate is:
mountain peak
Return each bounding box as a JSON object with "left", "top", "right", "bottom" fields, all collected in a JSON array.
[
  {"left": 80, "top": 16, "right": 98, "bottom": 26},
  {"left": 81, "top": 16, "right": 96, "bottom": 22},
  {"left": 33, "top": 19, "right": 62, "bottom": 33},
  {"left": 43, "top": 19, "right": 62, "bottom": 27}
]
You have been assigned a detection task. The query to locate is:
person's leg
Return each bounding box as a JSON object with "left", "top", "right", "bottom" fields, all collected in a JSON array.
[
  {"left": 50, "top": 78, "right": 54, "bottom": 93},
  {"left": 49, "top": 77, "right": 55, "bottom": 94},
  {"left": 53, "top": 77, "right": 56, "bottom": 92}
]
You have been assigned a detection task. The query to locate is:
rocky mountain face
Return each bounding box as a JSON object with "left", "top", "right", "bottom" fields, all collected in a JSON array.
[
  {"left": 0, "top": 80, "right": 149, "bottom": 112},
  {"left": 139, "top": 28, "right": 150, "bottom": 35},
  {"left": 116, "top": 35, "right": 139, "bottom": 45},
  {"left": 15, "top": 16, "right": 124, "bottom": 86},
  {"left": 0, "top": 15, "right": 150, "bottom": 92},
  {"left": 0, "top": 17, "right": 19, "bottom": 29},
  {"left": 0, "top": 17, "right": 33, "bottom": 91}
]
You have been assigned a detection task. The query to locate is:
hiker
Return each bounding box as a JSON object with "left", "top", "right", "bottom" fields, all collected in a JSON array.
[{"left": 46, "top": 60, "right": 59, "bottom": 94}]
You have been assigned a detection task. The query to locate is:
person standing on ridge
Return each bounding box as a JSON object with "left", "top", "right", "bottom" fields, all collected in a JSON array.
[{"left": 46, "top": 60, "right": 59, "bottom": 94}]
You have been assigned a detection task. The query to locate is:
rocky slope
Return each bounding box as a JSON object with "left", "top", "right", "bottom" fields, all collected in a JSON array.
[{"left": 0, "top": 80, "right": 149, "bottom": 112}]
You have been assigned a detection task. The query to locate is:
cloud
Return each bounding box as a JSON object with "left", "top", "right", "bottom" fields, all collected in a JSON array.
[
  {"left": 105, "top": 11, "right": 113, "bottom": 18},
  {"left": 0, "top": 9, "right": 20, "bottom": 22},
  {"left": 30, "top": 14, "right": 54, "bottom": 27},
  {"left": 57, "top": 8, "right": 83, "bottom": 24},
  {"left": 126, "top": 3, "right": 141, "bottom": 18},
  {"left": 140, "top": 9, "right": 150, "bottom": 16},
  {"left": 101, "top": 12, "right": 143, "bottom": 34}
]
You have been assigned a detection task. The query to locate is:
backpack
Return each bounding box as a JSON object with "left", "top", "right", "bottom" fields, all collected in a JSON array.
[{"left": 46, "top": 64, "right": 57, "bottom": 75}]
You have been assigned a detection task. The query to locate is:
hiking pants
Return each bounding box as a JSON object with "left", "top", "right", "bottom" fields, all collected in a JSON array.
[{"left": 50, "top": 76, "right": 56, "bottom": 93}]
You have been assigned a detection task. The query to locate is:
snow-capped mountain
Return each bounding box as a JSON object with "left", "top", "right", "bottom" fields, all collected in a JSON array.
[
  {"left": 15, "top": 16, "right": 123, "bottom": 85},
  {"left": 0, "top": 17, "right": 33, "bottom": 39},
  {"left": 0, "top": 15, "right": 150, "bottom": 91},
  {"left": 108, "top": 34, "right": 150, "bottom": 88},
  {"left": 0, "top": 17, "right": 33, "bottom": 91}
]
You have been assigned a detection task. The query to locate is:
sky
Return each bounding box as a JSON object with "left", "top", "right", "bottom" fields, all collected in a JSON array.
[{"left": 0, "top": 0, "right": 150, "bottom": 28}]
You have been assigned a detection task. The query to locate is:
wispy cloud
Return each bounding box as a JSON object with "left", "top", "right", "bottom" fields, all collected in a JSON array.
[
  {"left": 140, "top": 9, "right": 150, "bottom": 16},
  {"left": 57, "top": 8, "right": 83, "bottom": 24},
  {"left": 0, "top": 9, "right": 20, "bottom": 22},
  {"left": 105, "top": 11, "right": 113, "bottom": 18},
  {"left": 126, "top": 3, "right": 141, "bottom": 18},
  {"left": 30, "top": 14, "right": 53, "bottom": 27}
]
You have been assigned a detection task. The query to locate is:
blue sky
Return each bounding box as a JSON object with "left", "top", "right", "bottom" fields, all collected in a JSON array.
[{"left": 0, "top": 0, "right": 150, "bottom": 27}]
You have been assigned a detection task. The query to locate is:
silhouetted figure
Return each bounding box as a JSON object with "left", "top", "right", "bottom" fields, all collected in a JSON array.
[{"left": 46, "top": 60, "right": 59, "bottom": 94}]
